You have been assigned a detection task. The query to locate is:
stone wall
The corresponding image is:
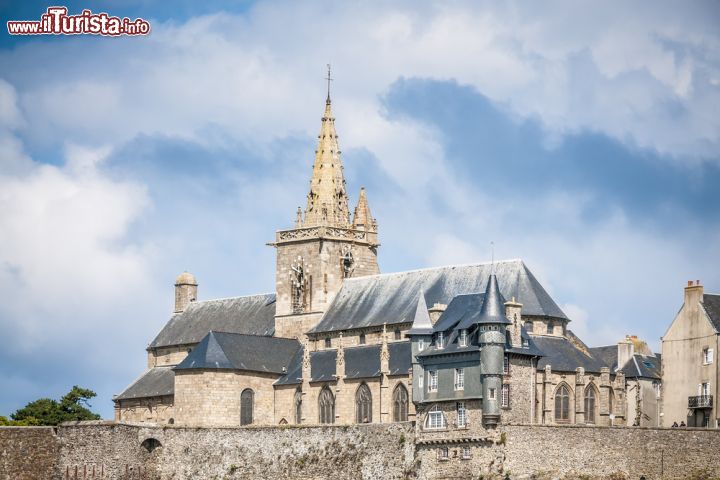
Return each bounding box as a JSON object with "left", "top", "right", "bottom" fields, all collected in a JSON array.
[{"left": 0, "top": 427, "right": 58, "bottom": 480}]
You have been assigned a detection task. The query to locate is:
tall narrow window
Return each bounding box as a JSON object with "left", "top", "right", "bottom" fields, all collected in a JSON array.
[
  {"left": 436, "top": 332, "right": 444, "bottom": 349},
  {"left": 503, "top": 355, "right": 510, "bottom": 375},
  {"left": 418, "top": 338, "right": 425, "bottom": 351},
  {"left": 608, "top": 388, "right": 615, "bottom": 415},
  {"left": 501, "top": 384, "right": 510, "bottom": 408},
  {"left": 324, "top": 337, "right": 331, "bottom": 348},
  {"left": 428, "top": 370, "right": 438, "bottom": 392},
  {"left": 456, "top": 402, "right": 467, "bottom": 427},
  {"left": 393, "top": 384, "right": 409, "bottom": 422},
  {"left": 554, "top": 384, "right": 570, "bottom": 422},
  {"left": 240, "top": 389, "right": 254, "bottom": 425},
  {"left": 394, "top": 329, "right": 402, "bottom": 341},
  {"left": 425, "top": 405, "right": 447, "bottom": 429},
  {"left": 359, "top": 333, "right": 366, "bottom": 345},
  {"left": 546, "top": 321, "right": 554, "bottom": 335},
  {"left": 294, "top": 388, "right": 302, "bottom": 424},
  {"left": 703, "top": 348, "right": 714, "bottom": 365},
  {"left": 459, "top": 329, "right": 468, "bottom": 347},
  {"left": 584, "top": 386, "right": 596, "bottom": 424},
  {"left": 318, "top": 386, "right": 335, "bottom": 424},
  {"left": 454, "top": 368, "right": 465, "bottom": 390},
  {"left": 355, "top": 383, "right": 373, "bottom": 423}
]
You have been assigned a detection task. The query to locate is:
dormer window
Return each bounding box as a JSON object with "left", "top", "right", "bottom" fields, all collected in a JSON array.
[
  {"left": 436, "top": 332, "right": 444, "bottom": 349},
  {"left": 459, "top": 329, "right": 468, "bottom": 347}
]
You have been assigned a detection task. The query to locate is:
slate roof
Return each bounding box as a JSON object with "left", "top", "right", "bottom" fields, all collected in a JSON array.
[
  {"left": 703, "top": 294, "right": 720, "bottom": 332},
  {"left": 407, "top": 292, "right": 433, "bottom": 335},
  {"left": 114, "top": 366, "right": 175, "bottom": 401},
  {"left": 588, "top": 345, "right": 661, "bottom": 379},
  {"left": 149, "top": 293, "right": 276, "bottom": 349},
  {"left": 534, "top": 334, "right": 608, "bottom": 373},
  {"left": 308, "top": 260, "right": 568, "bottom": 334},
  {"left": 175, "top": 331, "right": 300, "bottom": 374},
  {"left": 275, "top": 341, "right": 412, "bottom": 386}
]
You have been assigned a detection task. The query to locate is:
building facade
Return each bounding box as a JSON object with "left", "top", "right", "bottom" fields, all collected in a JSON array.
[
  {"left": 661, "top": 280, "right": 720, "bottom": 428},
  {"left": 114, "top": 86, "right": 655, "bottom": 433}
]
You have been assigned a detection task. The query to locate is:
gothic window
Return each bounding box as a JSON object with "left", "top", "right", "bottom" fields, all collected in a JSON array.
[
  {"left": 554, "top": 384, "right": 570, "bottom": 423},
  {"left": 584, "top": 386, "right": 597, "bottom": 424},
  {"left": 318, "top": 386, "right": 335, "bottom": 424},
  {"left": 240, "top": 389, "right": 254, "bottom": 426},
  {"left": 341, "top": 247, "right": 355, "bottom": 278},
  {"left": 425, "top": 404, "right": 447, "bottom": 430},
  {"left": 355, "top": 383, "right": 372, "bottom": 423},
  {"left": 294, "top": 388, "right": 302, "bottom": 424},
  {"left": 392, "top": 384, "right": 408, "bottom": 422},
  {"left": 359, "top": 333, "right": 366, "bottom": 345},
  {"left": 290, "top": 257, "right": 307, "bottom": 314}
]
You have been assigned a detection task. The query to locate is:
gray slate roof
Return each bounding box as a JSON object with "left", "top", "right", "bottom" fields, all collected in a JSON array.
[
  {"left": 588, "top": 345, "right": 661, "bottom": 379},
  {"left": 309, "top": 260, "right": 567, "bottom": 334},
  {"left": 175, "top": 331, "right": 300, "bottom": 374},
  {"left": 703, "top": 294, "right": 720, "bottom": 332},
  {"left": 149, "top": 293, "right": 276, "bottom": 349},
  {"left": 114, "top": 366, "right": 175, "bottom": 401},
  {"left": 275, "top": 341, "right": 412, "bottom": 386},
  {"left": 534, "top": 334, "right": 608, "bottom": 373}
]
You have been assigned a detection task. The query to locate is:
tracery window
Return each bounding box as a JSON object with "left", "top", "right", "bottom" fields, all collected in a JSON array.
[
  {"left": 584, "top": 386, "right": 597, "bottom": 424},
  {"left": 554, "top": 384, "right": 570, "bottom": 423},
  {"left": 355, "top": 383, "right": 372, "bottom": 423},
  {"left": 392, "top": 384, "right": 408, "bottom": 422},
  {"left": 318, "top": 386, "right": 335, "bottom": 424},
  {"left": 240, "top": 389, "right": 254, "bottom": 426}
]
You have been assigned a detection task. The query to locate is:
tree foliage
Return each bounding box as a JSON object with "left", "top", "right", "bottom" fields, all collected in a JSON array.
[{"left": 6, "top": 386, "right": 101, "bottom": 426}]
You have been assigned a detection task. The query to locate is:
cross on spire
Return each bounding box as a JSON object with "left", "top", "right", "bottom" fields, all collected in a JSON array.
[{"left": 325, "top": 63, "right": 333, "bottom": 103}]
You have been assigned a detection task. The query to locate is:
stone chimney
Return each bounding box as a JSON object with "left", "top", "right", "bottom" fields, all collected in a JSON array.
[
  {"left": 505, "top": 297, "right": 523, "bottom": 347},
  {"left": 617, "top": 336, "right": 634, "bottom": 370},
  {"left": 684, "top": 280, "right": 704, "bottom": 316},
  {"left": 174, "top": 271, "right": 198, "bottom": 313},
  {"left": 428, "top": 303, "right": 447, "bottom": 325}
]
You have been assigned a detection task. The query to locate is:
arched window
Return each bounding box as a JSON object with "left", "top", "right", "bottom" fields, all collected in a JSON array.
[
  {"left": 584, "top": 385, "right": 597, "bottom": 424},
  {"left": 424, "top": 404, "right": 447, "bottom": 430},
  {"left": 393, "top": 384, "right": 409, "bottom": 422},
  {"left": 554, "top": 384, "right": 570, "bottom": 423},
  {"left": 240, "top": 389, "right": 254, "bottom": 425},
  {"left": 318, "top": 386, "right": 335, "bottom": 424},
  {"left": 294, "top": 388, "right": 302, "bottom": 424},
  {"left": 608, "top": 388, "right": 615, "bottom": 415},
  {"left": 356, "top": 383, "right": 373, "bottom": 423}
]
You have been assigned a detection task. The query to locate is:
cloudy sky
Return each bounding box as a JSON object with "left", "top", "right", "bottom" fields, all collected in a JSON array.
[{"left": 0, "top": 1, "right": 718, "bottom": 419}]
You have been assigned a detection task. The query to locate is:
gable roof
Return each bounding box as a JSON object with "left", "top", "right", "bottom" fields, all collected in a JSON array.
[
  {"left": 149, "top": 293, "right": 276, "bottom": 349},
  {"left": 175, "top": 331, "right": 300, "bottom": 374},
  {"left": 114, "top": 366, "right": 175, "bottom": 401},
  {"left": 534, "top": 334, "right": 608, "bottom": 373},
  {"left": 407, "top": 292, "right": 433, "bottom": 335},
  {"left": 703, "top": 294, "right": 720, "bottom": 332},
  {"left": 309, "top": 260, "right": 567, "bottom": 334},
  {"left": 588, "top": 345, "right": 661, "bottom": 379},
  {"left": 275, "top": 341, "right": 412, "bottom": 386}
]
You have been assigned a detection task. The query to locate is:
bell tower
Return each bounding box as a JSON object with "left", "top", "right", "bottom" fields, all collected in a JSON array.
[{"left": 270, "top": 68, "right": 380, "bottom": 338}]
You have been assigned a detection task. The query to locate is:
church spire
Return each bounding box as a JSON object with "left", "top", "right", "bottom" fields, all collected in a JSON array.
[
  {"left": 352, "top": 187, "right": 376, "bottom": 232},
  {"left": 303, "top": 67, "right": 350, "bottom": 228}
]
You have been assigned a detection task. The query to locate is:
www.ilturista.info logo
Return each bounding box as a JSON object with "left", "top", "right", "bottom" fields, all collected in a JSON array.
[{"left": 7, "top": 7, "right": 151, "bottom": 36}]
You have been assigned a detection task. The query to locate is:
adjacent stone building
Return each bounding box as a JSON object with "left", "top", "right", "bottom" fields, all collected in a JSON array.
[
  {"left": 661, "top": 280, "right": 720, "bottom": 428},
  {"left": 114, "top": 84, "right": 653, "bottom": 434}
]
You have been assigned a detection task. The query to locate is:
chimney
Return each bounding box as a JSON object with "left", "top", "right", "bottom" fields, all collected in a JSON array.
[
  {"left": 505, "top": 297, "right": 523, "bottom": 347},
  {"left": 617, "top": 336, "right": 634, "bottom": 370},
  {"left": 684, "top": 279, "right": 704, "bottom": 315},
  {"left": 428, "top": 303, "right": 447, "bottom": 325},
  {"left": 174, "top": 271, "right": 198, "bottom": 313}
]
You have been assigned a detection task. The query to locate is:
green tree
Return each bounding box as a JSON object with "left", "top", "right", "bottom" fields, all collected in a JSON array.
[{"left": 10, "top": 386, "right": 101, "bottom": 426}]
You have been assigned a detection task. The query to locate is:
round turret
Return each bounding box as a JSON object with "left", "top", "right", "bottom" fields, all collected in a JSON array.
[
  {"left": 174, "top": 271, "right": 198, "bottom": 313},
  {"left": 175, "top": 271, "right": 197, "bottom": 286}
]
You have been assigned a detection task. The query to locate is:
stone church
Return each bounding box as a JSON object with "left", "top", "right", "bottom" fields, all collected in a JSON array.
[{"left": 114, "top": 86, "right": 657, "bottom": 431}]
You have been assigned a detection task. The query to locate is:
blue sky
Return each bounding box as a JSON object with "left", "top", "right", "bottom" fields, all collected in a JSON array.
[{"left": 0, "top": 1, "right": 718, "bottom": 419}]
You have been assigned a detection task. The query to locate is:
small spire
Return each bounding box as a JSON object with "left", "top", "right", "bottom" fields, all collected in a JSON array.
[
  {"left": 325, "top": 63, "right": 333, "bottom": 104},
  {"left": 352, "top": 187, "right": 376, "bottom": 231},
  {"left": 407, "top": 291, "right": 433, "bottom": 334},
  {"left": 476, "top": 274, "right": 511, "bottom": 326},
  {"left": 295, "top": 206, "right": 303, "bottom": 228}
]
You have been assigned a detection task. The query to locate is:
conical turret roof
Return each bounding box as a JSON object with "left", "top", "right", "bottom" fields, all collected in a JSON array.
[
  {"left": 407, "top": 291, "right": 434, "bottom": 335},
  {"left": 475, "top": 274, "right": 511, "bottom": 325}
]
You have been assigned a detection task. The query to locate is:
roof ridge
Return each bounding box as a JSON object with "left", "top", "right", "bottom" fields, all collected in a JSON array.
[
  {"left": 190, "top": 292, "right": 275, "bottom": 304},
  {"left": 342, "top": 259, "right": 525, "bottom": 283},
  {"left": 208, "top": 330, "right": 298, "bottom": 342}
]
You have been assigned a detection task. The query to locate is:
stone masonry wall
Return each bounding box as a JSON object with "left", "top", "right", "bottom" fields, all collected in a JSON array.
[{"left": 0, "top": 427, "right": 58, "bottom": 480}]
